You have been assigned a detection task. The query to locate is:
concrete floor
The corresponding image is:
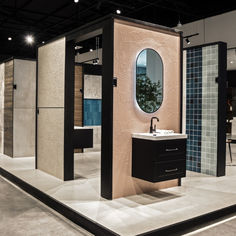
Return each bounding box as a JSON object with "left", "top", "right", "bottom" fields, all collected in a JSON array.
[{"left": 0, "top": 176, "right": 92, "bottom": 236}]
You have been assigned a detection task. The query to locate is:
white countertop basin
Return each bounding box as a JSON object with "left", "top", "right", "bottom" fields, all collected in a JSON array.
[
  {"left": 74, "top": 126, "right": 92, "bottom": 130},
  {"left": 132, "top": 132, "right": 187, "bottom": 141}
]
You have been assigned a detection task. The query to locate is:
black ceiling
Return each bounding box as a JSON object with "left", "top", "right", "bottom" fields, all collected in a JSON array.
[{"left": 0, "top": 0, "right": 235, "bottom": 60}]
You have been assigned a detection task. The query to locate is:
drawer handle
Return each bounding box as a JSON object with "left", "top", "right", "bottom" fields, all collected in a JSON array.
[
  {"left": 166, "top": 148, "right": 178, "bottom": 152},
  {"left": 165, "top": 168, "right": 178, "bottom": 173}
]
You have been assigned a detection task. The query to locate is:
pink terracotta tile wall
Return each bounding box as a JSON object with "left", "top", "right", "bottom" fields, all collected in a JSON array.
[{"left": 113, "top": 20, "right": 181, "bottom": 198}]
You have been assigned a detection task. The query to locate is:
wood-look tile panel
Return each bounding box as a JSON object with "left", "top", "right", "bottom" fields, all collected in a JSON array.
[
  {"left": 74, "top": 65, "right": 83, "bottom": 126},
  {"left": 74, "top": 65, "right": 83, "bottom": 153},
  {"left": 4, "top": 60, "right": 13, "bottom": 157}
]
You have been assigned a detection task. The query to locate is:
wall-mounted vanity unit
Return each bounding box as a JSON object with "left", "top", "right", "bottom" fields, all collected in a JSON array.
[
  {"left": 0, "top": 58, "right": 36, "bottom": 157},
  {"left": 132, "top": 133, "right": 187, "bottom": 183}
]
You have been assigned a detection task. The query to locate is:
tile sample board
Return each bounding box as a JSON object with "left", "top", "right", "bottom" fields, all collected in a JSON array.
[
  {"left": 4, "top": 60, "right": 14, "bottom": 157},
  {"left": 2, "top": 59, "right": 36, "bottom": 158},
  {"left": 183, "top": 43, "right": 226, "bottom": 176},
  {"left": 37, "top": 37, "right": 66, "bottom": 180},
  {"left": 13, "top": 59, "right": 36, "bottom": 157},
  {"left": 83, "top": 74, "right": 102, "bottom": 126}
]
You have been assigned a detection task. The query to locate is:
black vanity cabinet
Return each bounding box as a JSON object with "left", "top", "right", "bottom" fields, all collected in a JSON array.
[{"left": 132, "top": 138, "right": 186, "bottom": 183}]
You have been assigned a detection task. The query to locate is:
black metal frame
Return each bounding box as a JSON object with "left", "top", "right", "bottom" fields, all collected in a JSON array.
[
  {"left": 64, "top": 40, "right": 75, "bottom": 180},
  {"left": 183, "top": 41, "right": 227, "bottom": 177},
  {"left": 217, "top": 42, "right": 227, "bottom": 176}
]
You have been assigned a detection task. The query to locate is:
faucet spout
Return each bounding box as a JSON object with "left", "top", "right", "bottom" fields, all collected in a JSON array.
[{"left": 150, "top": 117, "right": 159, "bottom": 133}]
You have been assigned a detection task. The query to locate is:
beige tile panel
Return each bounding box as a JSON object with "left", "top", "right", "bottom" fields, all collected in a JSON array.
[
  {"left": 0, "top": 63, "right": 4, "bottom": 110},
  {"left": 38, "top": 38, "right": 65, "bottom": 108},
  {"left": 0, "top": 63, "right": 4, "bottom": 154},
  {"left": 13, "top": 108, "right": 35, "bottom": 157},
  {"left": 13, "top": 59, "right": 36, "bottom": 109},
  {"left": 37, "top": 108, "right": 64, "bottom": 180},
  {"left": 113, "top": 21, "right": 181, "bottom": 198}
]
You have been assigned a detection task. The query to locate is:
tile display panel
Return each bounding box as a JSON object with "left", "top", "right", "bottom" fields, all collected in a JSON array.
[
  {"left": 0, "top": 63, "right": 4, "bottom": 153},
  {"left": 83, "top": 74, "right": 102, "bottom": 126},
  {"left": 185, "top": 44, "right": 219, "bottom": 176},
  {"left": 84, "top": 99, "right": 101, "bottom": 126},
  {"left": 4, "top": 60, "right": 14, "bottom": 157},
  {"left": 186, "top": 48, "right": 202, "bottom": 173}
]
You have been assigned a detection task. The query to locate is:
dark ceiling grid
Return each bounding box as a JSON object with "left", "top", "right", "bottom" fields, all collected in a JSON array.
[{"left": 0, "top": 0, "right": 235, "bottom": 60}]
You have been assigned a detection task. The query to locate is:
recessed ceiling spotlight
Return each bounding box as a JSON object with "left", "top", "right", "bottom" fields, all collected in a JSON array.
[
  {"left": 74, "top": 0, "right": 79, "bottom": 3},
  {"left": 8, "top": 37, "right": 12, "bottom": 41},
  {"left": 42, "top": 41, "right": 45, "bottom": 44},
  {"left": 25, "top": 35, "right": 34, "bottom": 44},
  {"left": 185, "top": 38, "right": 190, "bottom": 45},
  {"left": 230, "top": 61, "right": 234, "bottom": 64},
  {"left": 90, "top": 48, "right": 93, "bottom": 52},
  {"left": 116, "top": 9, "right": 121, "bottom": 14}
]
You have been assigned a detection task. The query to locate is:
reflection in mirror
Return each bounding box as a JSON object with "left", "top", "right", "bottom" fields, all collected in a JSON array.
[{"left": 136, "top": 48, "right": 163, "bottom": 113}]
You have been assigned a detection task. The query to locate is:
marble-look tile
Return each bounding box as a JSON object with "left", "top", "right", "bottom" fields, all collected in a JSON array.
[
  {"left": 37, "top": 108, "right": 64, "bottom": 180},
  {"left": 13, "top": 108, "right": 35, "bottom": 157},
  {"left": 1, "top": 152, "right": 236, "bottom": 236},
  {"left": 0, "top": 177, "right": 91, "bottom": 236},
  {"left": 13, "top": 59, "right": 36, "bottom": 109},
  {"left": 84, "top": 75, "right": 102, "bottom": 99},
  {"left": 38, "top": 37, "right": 65, "bottom": 108}
]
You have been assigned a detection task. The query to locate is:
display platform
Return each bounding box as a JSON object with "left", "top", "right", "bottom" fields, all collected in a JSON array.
[{"left": 1, "top": 153, "right": 236, "bottom": 236}]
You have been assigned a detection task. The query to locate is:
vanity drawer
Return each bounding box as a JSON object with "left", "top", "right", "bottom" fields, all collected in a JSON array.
[
  {"left": 157, "top": 139, "right": 186, "bottom": 153},
  {"left": 154, "top": 160, "right": 186, "bottom": 180}
]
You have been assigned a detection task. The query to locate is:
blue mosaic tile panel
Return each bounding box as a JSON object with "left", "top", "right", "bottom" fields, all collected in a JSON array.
[
  {"left": 186, "top": 48, "right": 202, "bottom": 173},
  {"left": 185, "top": 44, "right": 219, "bottom": 176},
  {"left": 84, "top": 99, "right": 101, "bottom": 126}
]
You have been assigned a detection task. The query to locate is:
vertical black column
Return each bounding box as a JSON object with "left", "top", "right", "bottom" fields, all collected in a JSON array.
[
  {"left": 64, "top": 39, "right": 75, "bottom": 181},
  {"left": 217, "top": 42, "right": 227, "bottom": 177},
  {"left": 180, "top": 32, "right": 183, "bottom": 133},
  {"left": 35, "top": 50, "right": 38, "bottom": 169},
  {"left": 101, "top": 18, "right": 114, "bottom": 199}
]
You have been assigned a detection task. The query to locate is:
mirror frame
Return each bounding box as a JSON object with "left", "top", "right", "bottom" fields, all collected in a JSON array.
[{"left": 135, "top": 48, "right": 164, "bottom": 113}]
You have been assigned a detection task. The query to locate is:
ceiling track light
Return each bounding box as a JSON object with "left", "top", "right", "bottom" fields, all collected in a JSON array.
[
  {"left": 183, "top": 33, "right": 199, "bottom": 45},
  {"left": 186, "top": 38, "right": 190, "bottom": 44}
]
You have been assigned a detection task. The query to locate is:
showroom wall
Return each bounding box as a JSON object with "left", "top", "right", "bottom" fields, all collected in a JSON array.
[{"left": 178, "top": 10, "right": 236, "bottom": 49}]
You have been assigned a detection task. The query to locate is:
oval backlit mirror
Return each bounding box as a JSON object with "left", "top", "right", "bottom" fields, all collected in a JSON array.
[{"left": 136, "top": 48, "right": 163, "bottom": 113}]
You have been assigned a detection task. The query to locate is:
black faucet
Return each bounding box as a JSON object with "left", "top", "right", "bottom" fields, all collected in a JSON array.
[{"left": 150, "top": 117, "right": 159, "bottom": 133}]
